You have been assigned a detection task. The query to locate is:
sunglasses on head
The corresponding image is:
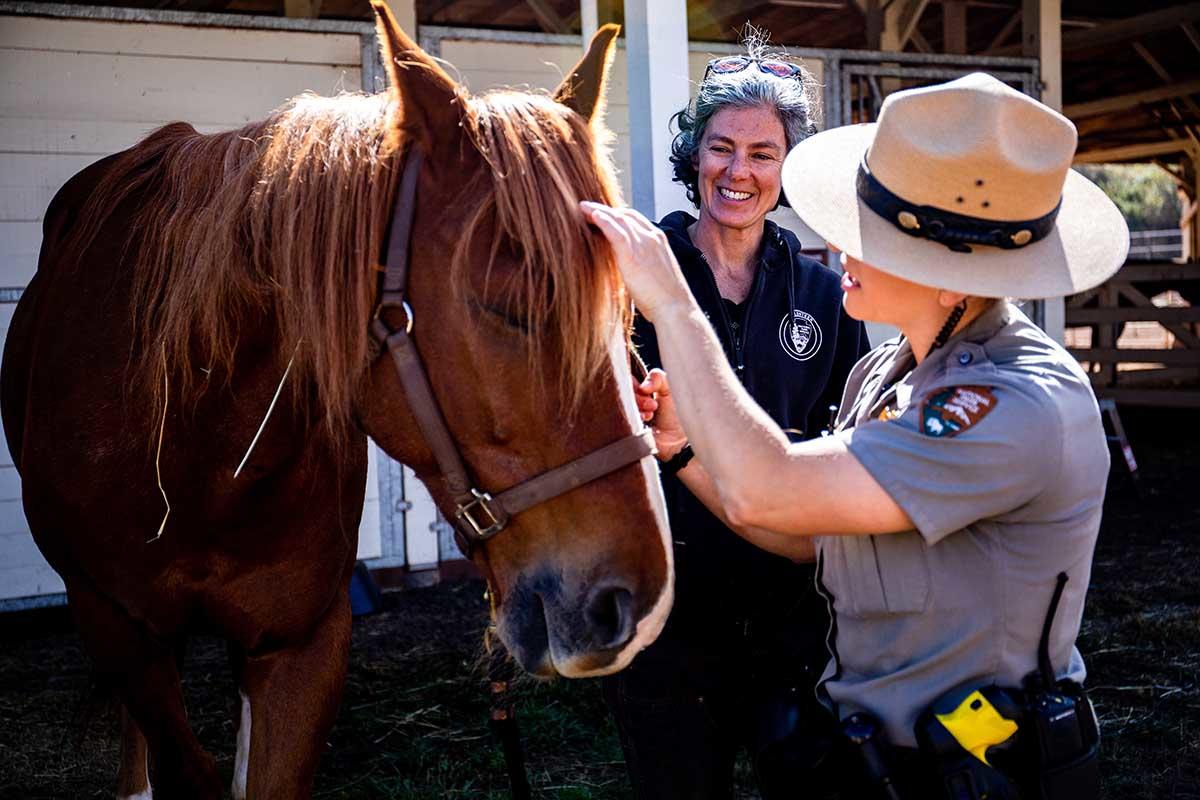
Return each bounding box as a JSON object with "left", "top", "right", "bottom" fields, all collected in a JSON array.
[{"left": 703, "top": 55, "right": 803, "bottom": 83}]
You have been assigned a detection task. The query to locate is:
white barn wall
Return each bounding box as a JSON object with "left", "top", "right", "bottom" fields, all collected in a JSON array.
[{"left": 0, "top": 13, "right": 391, "bottom": 603}]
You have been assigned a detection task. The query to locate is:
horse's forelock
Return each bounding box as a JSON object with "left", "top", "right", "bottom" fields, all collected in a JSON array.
[{"left": 454, "top": 90, "right": 632, "bottom": 413}]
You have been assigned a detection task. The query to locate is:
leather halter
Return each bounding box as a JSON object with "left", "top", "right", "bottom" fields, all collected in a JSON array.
[{"left": 370, "top": 148, "right": 656, "bottom": 555}]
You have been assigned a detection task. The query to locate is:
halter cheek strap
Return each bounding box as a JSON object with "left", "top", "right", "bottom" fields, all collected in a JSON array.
[{"left": 370, "top": 148, "right": 656, "bottom": 556}]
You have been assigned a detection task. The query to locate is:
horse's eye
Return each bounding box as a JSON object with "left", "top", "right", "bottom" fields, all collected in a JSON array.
[{"left": 470, "top": 299, "right": 531, "bottom": 335}]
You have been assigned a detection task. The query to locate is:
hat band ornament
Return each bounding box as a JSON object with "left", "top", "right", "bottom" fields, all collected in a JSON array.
[{"left": 855, "top": 159, "right": 1060, "bottom": 254}]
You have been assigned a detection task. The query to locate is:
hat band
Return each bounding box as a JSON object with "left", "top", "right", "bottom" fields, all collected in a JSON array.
[{"left": 856, "top": 159, "right": 1060, "bottom": 254}]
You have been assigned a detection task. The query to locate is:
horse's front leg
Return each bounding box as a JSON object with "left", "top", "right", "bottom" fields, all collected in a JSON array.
[
  {"left": 117, "top": 704, "right": 151, "bottom": 800},
  {"left": 239, "top": 595, "right": 352, "bottom": 799},
  {"left": 64, "top": 575, "right": 222, "bottom": 800}
]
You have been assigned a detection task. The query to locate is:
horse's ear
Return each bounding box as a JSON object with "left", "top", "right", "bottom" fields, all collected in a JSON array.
[
  {"left": 553, "top": 24, "right": 620, "bottom": 123},
  {"left": 370, "top": 0, "right": 464, "bottom": 140}
]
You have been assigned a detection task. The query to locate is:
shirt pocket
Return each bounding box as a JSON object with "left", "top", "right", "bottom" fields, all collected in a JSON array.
[{"left": 825, "top": 533, "right": 931, "bottom": 618}]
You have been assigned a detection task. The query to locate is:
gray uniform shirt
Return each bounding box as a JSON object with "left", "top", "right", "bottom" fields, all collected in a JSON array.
[{"left": 817, "top": 300, "right": 1109, "bottom": 747}]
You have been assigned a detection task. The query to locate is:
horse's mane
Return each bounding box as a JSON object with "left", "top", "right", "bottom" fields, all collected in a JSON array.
[{"left": 67, "top": 84, "right": 625, "bottom": 437}]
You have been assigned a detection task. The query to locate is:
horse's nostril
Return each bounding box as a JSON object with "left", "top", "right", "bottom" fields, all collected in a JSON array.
[{"left": 585, "top": 584, "right": 636, "bottom": 651}]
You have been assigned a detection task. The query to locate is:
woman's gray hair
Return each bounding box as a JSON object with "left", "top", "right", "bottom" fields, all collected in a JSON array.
[{"left": 670, "top": 35, "right": 820, "bottom": 209}]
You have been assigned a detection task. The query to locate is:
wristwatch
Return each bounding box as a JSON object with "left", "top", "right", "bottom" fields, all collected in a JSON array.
[{"left": 660, "top": 443, "right": 694, "bottom": 477}]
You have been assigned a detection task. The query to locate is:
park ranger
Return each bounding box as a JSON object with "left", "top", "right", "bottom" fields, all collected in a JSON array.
[{"left": 581, "top": 73, "right": 1128, "bottom": 799}]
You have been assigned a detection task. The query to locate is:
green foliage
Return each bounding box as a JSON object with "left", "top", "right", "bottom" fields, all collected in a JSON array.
[{"left": 1076, "top": 163, "right": 1182, "bottom": 231}]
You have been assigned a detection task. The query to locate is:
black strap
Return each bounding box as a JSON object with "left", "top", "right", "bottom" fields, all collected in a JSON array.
[
  {"left": 1038, "top": 572, "right": 1070, "bottom": 688},
  {"left": 856, "top": 159, "right": 1060, "bottom": 254}
]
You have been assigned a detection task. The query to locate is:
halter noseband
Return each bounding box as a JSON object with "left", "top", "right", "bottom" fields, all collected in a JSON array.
[{"left": 370, "top": 148, "right": 656, "bottom": 556}]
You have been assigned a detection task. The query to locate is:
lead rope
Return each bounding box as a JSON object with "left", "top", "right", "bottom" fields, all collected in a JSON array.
[{"left": 485, "top": 624, "right": 532, "bottom": 800}]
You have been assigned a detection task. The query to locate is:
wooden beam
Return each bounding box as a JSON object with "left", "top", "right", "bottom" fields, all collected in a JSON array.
[
  {"left": 1069, "top": 350, "right": 1200, "bottom": 365},
  {"left": 1115, "top": 281, "right": 1200, "bottom": 349},
  {"left": 1132, "top": 42, "right": 1200, "bottom": 149},
  {"left": 862, "top": 0, "right": 885, "bottom": 49},
  {"left": 895, "top": 0, "right": 932, "bottom": 50},
  {"left": 524, "top": 0, "right": 571, "bottom": 33},
  {"left": 1094, "top": 389, "right": 1200, "bottom": 409},
  {"left": 1074, "top": 139, "right": 1197, "bottom": 163},
  {"left": 910, "top": 27, "right": 934, "bottom": 53},
  {"left": 985, "top": 10, "right": 1021, "bottom": 53},
  {"left": 1066, "top": 307, "right": 1200, "bottom": 324},
  {"left": 282, "top": 0, "right": 320, "bottom": 17},
  {"left": 999, "top": 2, "right": 1200, "bottom": 55},
  {"left": 943, "top": 0, "right": 967, "bottom": 53},
  {"left": 696, "top": 0, "right": 767, "bottom": 40},
  {"left": 1112, "top": 262, "right": 1200, "bottom": 282},
  {"left": 768, "top": 0, "right": 847, "bottom": 7},
  {"left": 1065, "top": 79, "right": 1200, "bottom": 119},
  {"left": 425, "top": 0, "right": 461, "bottom": 20},
  {"left": 1184, "top": 21, "right": 1200, "bottom": 54}
]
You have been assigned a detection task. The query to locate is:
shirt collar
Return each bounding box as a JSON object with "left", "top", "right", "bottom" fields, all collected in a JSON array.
[{"left": 889, "top": 300, "right": 1014, "bottom": 392}]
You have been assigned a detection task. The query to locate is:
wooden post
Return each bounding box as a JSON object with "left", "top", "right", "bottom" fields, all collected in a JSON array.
[
  {"left": 1187, "top": 155, "right": 1200, "bottom": 263},
  {"left": 394, "top": 0, "right": 416, "bottom": 37},
  {"left": 580, "top": 0, "right": 598, "bottom": 46},
  {"left": 625, "top": 0, "right": 691, "bottom": 220},
  {"left": 1023, "top": 0, "right": 1066, "bottom": 343},
  {"left": 943, "top": 0, "right": 968, "bottom": 54},
  {"left": 863, "top": 0, "right": 884, "bottom": 49}
]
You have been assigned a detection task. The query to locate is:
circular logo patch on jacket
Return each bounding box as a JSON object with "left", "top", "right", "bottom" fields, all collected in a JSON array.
[
  {"left": 921, "top": 385, "right": 998, "bottom": 437},
  {"left": 778, "top": 310, "right": 822, "bottom": 361}
]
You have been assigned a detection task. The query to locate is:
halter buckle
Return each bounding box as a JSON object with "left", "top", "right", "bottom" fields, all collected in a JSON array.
[{"left": 456, "top": 489, "right": 507, "bottom": 541}]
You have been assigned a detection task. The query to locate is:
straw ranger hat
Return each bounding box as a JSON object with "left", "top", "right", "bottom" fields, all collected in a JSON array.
[{"left": 781, "top": 72, "right": 1129, "bottom": 299}]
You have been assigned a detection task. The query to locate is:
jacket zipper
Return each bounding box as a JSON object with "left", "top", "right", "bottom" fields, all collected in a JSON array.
[
  {"left": 694, "top": 246, "right": 769, "bottom": 381},
  {"left": 733, "top": 259, "right": 769, "bottom": 380}
]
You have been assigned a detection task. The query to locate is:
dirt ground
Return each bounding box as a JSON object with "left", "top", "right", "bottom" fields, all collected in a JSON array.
[{"left": 0, "top": 405, "right": 1196, "bottom": 799}]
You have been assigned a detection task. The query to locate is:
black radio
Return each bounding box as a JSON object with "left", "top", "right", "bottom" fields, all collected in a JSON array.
[{"left": 1018, "top": 573, "right": 1100, "bottom": 799}]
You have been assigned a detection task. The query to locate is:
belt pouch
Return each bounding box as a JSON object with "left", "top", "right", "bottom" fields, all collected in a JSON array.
[{"left": 1027, "top": 684, "right": 1100, "bottom": 800}]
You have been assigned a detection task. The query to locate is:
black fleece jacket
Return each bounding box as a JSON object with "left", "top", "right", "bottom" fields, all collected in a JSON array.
[{"left": 635, "top": 211, "right": 870, "bottom": 634}]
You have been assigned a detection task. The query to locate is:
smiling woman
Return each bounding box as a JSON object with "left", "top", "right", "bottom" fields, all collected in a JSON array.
[{"left": 600, "top": 31, "right": 870, "bottom": 800}]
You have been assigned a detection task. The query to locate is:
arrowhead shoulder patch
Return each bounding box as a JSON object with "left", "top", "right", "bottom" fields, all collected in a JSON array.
[{"left": 921, "top": 385, "right": 997, "bottom": 438}]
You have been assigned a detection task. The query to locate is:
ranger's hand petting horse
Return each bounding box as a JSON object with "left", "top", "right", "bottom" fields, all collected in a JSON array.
[{"left": 581, "top": 199, "right": 912, "bottom": 550}]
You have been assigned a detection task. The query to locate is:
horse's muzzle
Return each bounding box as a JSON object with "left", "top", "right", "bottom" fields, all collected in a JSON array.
[{"left": 496, "top": 569, "right": 649, "bottom": 678}]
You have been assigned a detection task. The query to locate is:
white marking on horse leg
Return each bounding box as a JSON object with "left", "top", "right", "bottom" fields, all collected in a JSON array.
[
  {"left": 117, "top": 705, "right": 152, "bottom": 800},
  {"left": 231, "top": 689, "right": 251, "bottom": 800}
]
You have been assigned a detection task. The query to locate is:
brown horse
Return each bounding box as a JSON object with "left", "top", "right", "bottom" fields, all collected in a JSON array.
[{"left": 0, "top": 3, "right": 672, "bottom": 796}]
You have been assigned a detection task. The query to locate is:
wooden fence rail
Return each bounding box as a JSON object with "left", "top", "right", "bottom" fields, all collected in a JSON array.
[{"left": 1066, "top": 260, "right": 1200, "bottom": 408}]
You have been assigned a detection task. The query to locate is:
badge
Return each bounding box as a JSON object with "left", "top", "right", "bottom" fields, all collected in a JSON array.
[
  {"left": 878, "top": 405, "right": 903, "bottom": 422},
  {"left": 921, "top": 386, "right": 997, "bottom": 437},
  {"left": 778, "top": 310, "right": 822, "bottom": 362}
]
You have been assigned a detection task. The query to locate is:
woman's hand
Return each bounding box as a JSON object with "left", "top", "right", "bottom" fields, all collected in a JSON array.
[
  {"left": 580, "top": 201, "right": 694, "bottom": 323},
  {"left": 633, "top": 368, "right": 688, "bottom": 461}
]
